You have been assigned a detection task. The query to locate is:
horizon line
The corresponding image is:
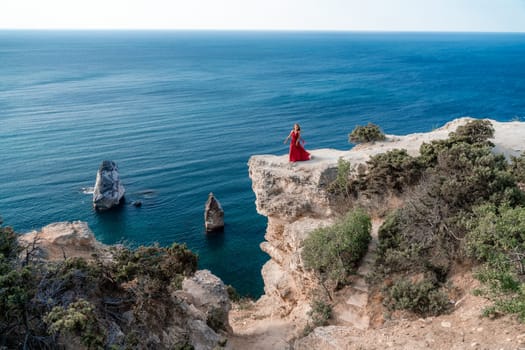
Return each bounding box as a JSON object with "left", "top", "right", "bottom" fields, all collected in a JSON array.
[{"left": 1, "top": 28, "right": 525, "bottom": 34}]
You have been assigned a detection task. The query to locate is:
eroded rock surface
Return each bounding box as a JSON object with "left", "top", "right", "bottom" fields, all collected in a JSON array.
[
  {"left": 181, "top": 269, "right": 232, "bottom": 332},
  {"left": 19, "top": 221, "right": 108, "bottom": 260},
  {"left": 205, "top": 192, "right": 225, "bottom": 232},
  {"left": 93, "top": 160, "right": 125, "bottom": 210}
]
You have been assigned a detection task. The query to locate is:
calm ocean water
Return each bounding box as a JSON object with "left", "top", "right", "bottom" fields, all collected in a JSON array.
[{"left": 1, "top": 30, "right": 524, "bottom": 296}]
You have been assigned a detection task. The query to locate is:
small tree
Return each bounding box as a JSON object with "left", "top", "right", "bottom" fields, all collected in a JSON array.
[
  {"left": 509, "top": 152, "right": 525, "bottom": 184},
  {"left": 361, "top": 149, "right": 422, "bottom": 196},
  {"left": 328, "top": 157, "right": 353, "bottom": 197},
  {"left": 349, "top": 123, "right": 386, "bottom": 143},
  {"left": 451, "top": 118, "right": 494, "bottom": 144},
  {"left": 0, "top": 221, "right": 42, "bottom": 349}
]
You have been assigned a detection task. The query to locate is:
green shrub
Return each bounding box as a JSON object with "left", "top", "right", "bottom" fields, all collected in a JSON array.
[
  {"left": 509, "top": 152, "right": 525, "bottom": 184},
  {"left": 44, "top": 299, "right": 105, "bottom": 348},
  {"left": 360, "top": 149, "right": 422, "bottom": 196},
  {"left": 388, "top": 134, "right": 522, "bottom": 268},
  {"left": 114, "top": 243, "right": 197, "bottom": 286},
  {"left": 302, "top": 209, "right": 371, "bottom": 290},
  {"left": 370, "top": 119, "right": 525, "bottom": 319},
  {"left": 303, "top": 297, "right": 332, "bottom": 335},
  {"left": 419, "top": 119, "right": 495, "bottom": 168},
  {"left": 226, "top": 284, "right": 241, "bottom": 302},
  {"left": 308, "top": 298, "right": 332, "bottom": 327},
  {"left": 377, "top": 210, "right": 402, "bottom": 251},
  {"left": 464, "top": 204, "right": 525, "bottom": 321},
  {"left": 206, "top": 307, "right": 227, "bottom": 332},
  {"left": 328, "top": 157, "right": 354, "bottom": 197},
  {"left": 0, "top": 217, "right": 204, "bottom": 348},
  {"left": 349, "top": 123, "right": 386, "bottom": 143},
  {"left": 451, "top": 119, "right": 494, "bottom": 144},
  {"left": 0, "top": 222, "right": 19, "bottom": 261},
  {"left": 433, "top": 142, "right": 518, "bottom": 209},
  {"left": 465, "top": 204, "right": 525, "bottom": 263},
  {"left": 474, "top": 265, "right": 525, "bottom": 321},
  {"left": 0, "top": 223, "right": 42, "bottom": 348},
  {"left": 384, "top": 278, "right": 450, "bottom": 316}
]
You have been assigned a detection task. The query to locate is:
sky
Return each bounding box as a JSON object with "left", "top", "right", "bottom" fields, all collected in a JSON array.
[{"left": 1, "top": 0, "right": 525, "bottom": 32}]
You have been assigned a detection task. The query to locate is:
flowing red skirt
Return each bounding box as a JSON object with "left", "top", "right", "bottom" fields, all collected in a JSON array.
[{"left": 289, "top": 142, "right": 310, "bottom": 162}]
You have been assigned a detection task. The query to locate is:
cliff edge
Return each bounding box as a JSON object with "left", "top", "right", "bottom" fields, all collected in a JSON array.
[{"left": 238, "top": 118, "right": 525, "bottom": 349}]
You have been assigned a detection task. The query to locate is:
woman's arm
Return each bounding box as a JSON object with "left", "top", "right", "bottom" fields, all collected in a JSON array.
[
  {"left": 295, "top": 131, "right": 301, "bottom": 146},
  {"left": 284, "top": 131, "right": 292, "bottom": 144}
]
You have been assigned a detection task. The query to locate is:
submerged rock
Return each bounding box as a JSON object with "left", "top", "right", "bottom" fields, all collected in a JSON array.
[
  {"left": 204, "top": 192, "right": 224, "bottom": 233},
  {"left": 93, "top": 160, "right": 125, "bottom": 210}
]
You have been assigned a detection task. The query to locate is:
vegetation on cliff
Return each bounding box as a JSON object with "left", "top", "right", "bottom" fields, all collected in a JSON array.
[
  {"left": 302, "top": 209, "right": 371, "bottom": 294},
  {"left": 348, "top": 122, "right": 386, "bottom": 143},
  {"left": 333, "top": 119, "right": 525, "bottom": 321},
  {"left": 465, "top": 204, "right": 525, "bottom": 321},
  {"left": 301, "top": 209, "right": 371, "bottom": 333},
  {"left": 0, "top": 221, "right": 200, "bottom": 349}
]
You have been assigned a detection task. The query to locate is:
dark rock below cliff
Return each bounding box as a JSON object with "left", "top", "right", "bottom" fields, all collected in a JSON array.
[{"left": 205, "top": 192, "right": 224, "bottom": 233}]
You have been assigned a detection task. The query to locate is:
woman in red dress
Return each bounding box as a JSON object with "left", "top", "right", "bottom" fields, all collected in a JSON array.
[{"left": 284, "top": 123, "right": 311, "bottom": 162}]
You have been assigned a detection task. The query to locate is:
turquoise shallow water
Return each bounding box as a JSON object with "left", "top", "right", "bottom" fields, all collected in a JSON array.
[{"left": 1, "top": 30, "right": 525, "bottom": 296}]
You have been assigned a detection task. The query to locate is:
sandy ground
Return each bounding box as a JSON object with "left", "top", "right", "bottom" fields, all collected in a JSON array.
[{"left": 294, "top": 271, "right": 525, "bottom": 350}]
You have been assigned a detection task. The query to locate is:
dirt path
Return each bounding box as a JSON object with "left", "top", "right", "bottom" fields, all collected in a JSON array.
[
  {"left": 227, "top": 314, "right": 294, "bottom": 350},
  {"left": 295, "top": 276, "right": 525, "bottom": 349},
  {"left": 226, "top": 217, "right": 525, "bottom": 350}
]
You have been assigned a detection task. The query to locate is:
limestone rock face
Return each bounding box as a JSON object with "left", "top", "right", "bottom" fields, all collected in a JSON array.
[
  {"left": 247, "top": 117, "right": 485, "bottom": 318},
  {"left": 37, "top": 221, "right": 96, "bottom": 246},
  {"left": 181, "top": 270, "right": 232, "bottom": 332},
  {"left": 204, "top": 192, "right": 224, "bottom": 232},
  {"left": 19, "top": 221, "right": 107, "bottom": 260},
  {"left": 93, "top": 160, "right": 125, "bottom": 210},
  {"left": 248, "top": 155, "right": 341, "bottom": 315},
  {"left": 293, "top": 326, "right": 359, "bottom": 349}
]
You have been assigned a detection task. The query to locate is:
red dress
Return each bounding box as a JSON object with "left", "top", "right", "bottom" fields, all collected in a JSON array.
[{"left": 289, "top": 131, "right": 310, "bottom": 162}]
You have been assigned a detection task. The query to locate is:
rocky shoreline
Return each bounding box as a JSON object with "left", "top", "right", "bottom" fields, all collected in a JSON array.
[{"left": 18, "top": 221, "right": 231, "bottom": 350}]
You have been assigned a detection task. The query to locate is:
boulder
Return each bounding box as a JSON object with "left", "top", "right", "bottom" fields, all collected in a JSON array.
[
  {"left": 204, "top": 192, "right": 224, "bottom": 233},
  {"left": 19, "top": 221, "right": 108, "bottom": 261},
  {"left": 181, "top": 270, "right": 232, "bottom": 333},
  {"left": 93, "top": 160, "right": 125, "bottom": 210}
]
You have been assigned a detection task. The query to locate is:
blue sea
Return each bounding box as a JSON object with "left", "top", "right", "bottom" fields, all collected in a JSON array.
[{"left": 1, "top": 30, "right": 525, "bottom": 296}]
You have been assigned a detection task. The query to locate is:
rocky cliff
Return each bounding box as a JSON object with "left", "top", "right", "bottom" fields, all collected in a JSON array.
[
  {"left": 247, "top": 121, "right": 449, "bottom": 318},
  {"left": 247, "top": 117, "right": 525, "bottom": 326},
  {"left": 18, "top": 222, "right": 230, "bottom": 350}
]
